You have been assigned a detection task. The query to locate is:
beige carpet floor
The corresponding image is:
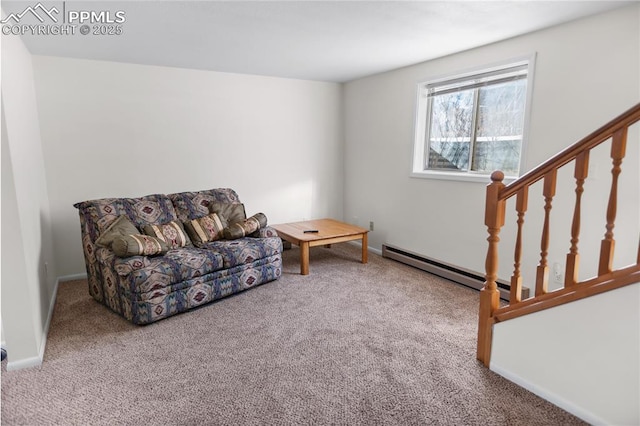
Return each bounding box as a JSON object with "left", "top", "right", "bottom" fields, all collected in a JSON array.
[{"left": 1, "top": 244, "right": 585, "bottom": 425}]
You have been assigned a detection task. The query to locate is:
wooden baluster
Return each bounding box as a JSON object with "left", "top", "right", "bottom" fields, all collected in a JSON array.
[
  {"left": 535, "top": 169, "right": 557, "bottom": 296},
  {"left": 510, "top": 187, "right": 528, "bottom": 303},
  {"left": 565, "top": 151, "right": 590, "bottom": 287},
  {"left": 599, "top": 128, "right": 627, "bottom": 275},
  {"left": 477, "top": 171, "right": 505, "bottom": 366}
]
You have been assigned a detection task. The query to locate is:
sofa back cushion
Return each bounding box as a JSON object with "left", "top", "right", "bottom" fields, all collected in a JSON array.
[
  {"left": 74, "top": 194, "right": 178, "bottom": 244},
  {"left": 168, "top": 188, "right": 242, "bottom": 223}
]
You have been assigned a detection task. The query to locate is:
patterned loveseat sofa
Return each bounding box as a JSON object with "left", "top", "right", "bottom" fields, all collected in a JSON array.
[{"left": 74, "top": 188, "right": 282, "bottom": 324}]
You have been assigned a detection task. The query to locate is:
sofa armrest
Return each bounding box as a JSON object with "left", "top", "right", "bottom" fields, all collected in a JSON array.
[
  {"left": 253, "top": 226, "right": 279, "bottom": 239},
  {"left": 95, "top": 246, "right": 116, "bottom": 267},
  {"left": 95, "top": 246, "right": 158, "bottom": 279}
]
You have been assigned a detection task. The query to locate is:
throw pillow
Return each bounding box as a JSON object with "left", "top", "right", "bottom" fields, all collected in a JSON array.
[
  {"left": 96, "top": 215, "right": 140, "bottom": 248},
  {"left": 112, "top": 234, "right": 169, "bottom": 257},
  {"left": 209, "top": 202, "right": 246, "bottom": 225},
  {"left": 142, "top": 220, "right": 192, "bottom": 249},
  {"left": 183, "top": 213, "right": 228, "bottom": 246},
  {"left": 223, "top": 213, "right": 268, "bottom": 240}
]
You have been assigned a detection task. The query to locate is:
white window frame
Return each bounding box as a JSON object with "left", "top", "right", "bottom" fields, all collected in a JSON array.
[{"left": 411, "top": 54, "right": 536, "bottom": 183}]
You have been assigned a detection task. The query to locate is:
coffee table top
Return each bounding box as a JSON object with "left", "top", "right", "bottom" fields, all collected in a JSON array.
[{"left": 271, "top": 218, "right": 368, "bottom": 242}]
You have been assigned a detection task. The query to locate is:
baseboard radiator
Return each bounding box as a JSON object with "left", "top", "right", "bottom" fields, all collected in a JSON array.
[{"left": 381, "top": 244, "right": 527, "bottom": 301}]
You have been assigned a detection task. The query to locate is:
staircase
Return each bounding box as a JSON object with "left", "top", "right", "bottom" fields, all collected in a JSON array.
[{"left": 476, "top": 104, "right": 640, "bottom": 420}]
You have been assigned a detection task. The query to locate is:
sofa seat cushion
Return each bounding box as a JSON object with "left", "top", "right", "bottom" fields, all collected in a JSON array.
[
  {"left": 200, "top": 236, "right": 282, "bottom": 269},
  {"left": 113, "top": 247, "right": 225, "bottom": 294},
  {"left": 124, "top": 254, "right": 283, "bottom": 324}
]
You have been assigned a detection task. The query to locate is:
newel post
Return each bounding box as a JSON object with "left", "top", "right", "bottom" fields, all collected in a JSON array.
[{"left": 477, "top": 171, "right": 506, "bottom": 366}]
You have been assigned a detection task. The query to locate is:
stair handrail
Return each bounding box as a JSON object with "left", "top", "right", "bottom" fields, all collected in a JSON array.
[
  {"left": 477, "top": 103, "right": 640, "bottom": 366},
  {"left": 501, "top": 104, "right": 640, "bottom": 200}
]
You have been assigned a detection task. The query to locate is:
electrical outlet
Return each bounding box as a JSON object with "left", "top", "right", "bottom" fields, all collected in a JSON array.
[{"left": 369, "top": 221, "right": 374, "bottom": 231}]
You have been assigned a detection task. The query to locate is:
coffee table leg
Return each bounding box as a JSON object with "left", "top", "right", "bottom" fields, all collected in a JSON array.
[
  {"left": 362, "top": 233, "right": 368, "bottom": 264},
  {"left": 301, "top": 241, "right": 310, "bottom": 275}
]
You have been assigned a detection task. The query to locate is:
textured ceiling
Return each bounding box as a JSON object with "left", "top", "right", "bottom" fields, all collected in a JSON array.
[{"left": 2, "top": 1, "right": 633, "bottom": 82}]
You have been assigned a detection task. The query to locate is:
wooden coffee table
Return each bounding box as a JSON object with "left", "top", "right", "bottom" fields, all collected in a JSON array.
[{"left": 271, "top": 218, "right": 369, "bottom": 275}]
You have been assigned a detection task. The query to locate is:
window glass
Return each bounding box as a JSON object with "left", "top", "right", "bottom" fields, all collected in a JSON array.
[
  {"left": 472, "top": 79, "right": 527, "bottom": 175},
  {"left": 413, "top": 57, "right": 533, "bottom": 181},
  {"left": 427, "top": 89, "right": 473, "bottom": 171}
]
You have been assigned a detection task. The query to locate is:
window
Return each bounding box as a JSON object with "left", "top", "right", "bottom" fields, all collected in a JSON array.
[{"left": 412, "top": 56, "right": 534, "bottom": 182}]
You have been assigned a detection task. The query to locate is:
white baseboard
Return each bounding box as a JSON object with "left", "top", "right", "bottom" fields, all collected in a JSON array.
[
  {"left": 40, "top": 277, "right": 60, "bottom": 358},
  {"left": 58, "top": 272, "right": 87, "bottom": 282},
  {"left": 6, "top": 354, "right": 42, "bottom": 371},
  {"left": 347, "top": 240, "right": 382, "bottom": 256},
  {"left": 6, "top": 276, "right": 61, "bottom": 371},
  {"left": 490, "top": 363, "right": 608, "bottom": 426}
]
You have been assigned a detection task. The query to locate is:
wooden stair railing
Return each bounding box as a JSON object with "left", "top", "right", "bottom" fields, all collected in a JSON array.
[{"left": 477, "top": 103, "right": 640, "bottom": 366}]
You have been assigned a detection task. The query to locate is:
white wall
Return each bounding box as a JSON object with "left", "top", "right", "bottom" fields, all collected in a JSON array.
[
  {"left": 32, "top": 57, "right": 344, "bottom": 277},
  {"left": 491, "top": 283, "right": 640, "bottom": 425},
  {"left": 343, "top": 5, "right": 639, "bottom": 288},
  {"left": 1, "top": 31, "right": 58, "bottom": 369}
]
